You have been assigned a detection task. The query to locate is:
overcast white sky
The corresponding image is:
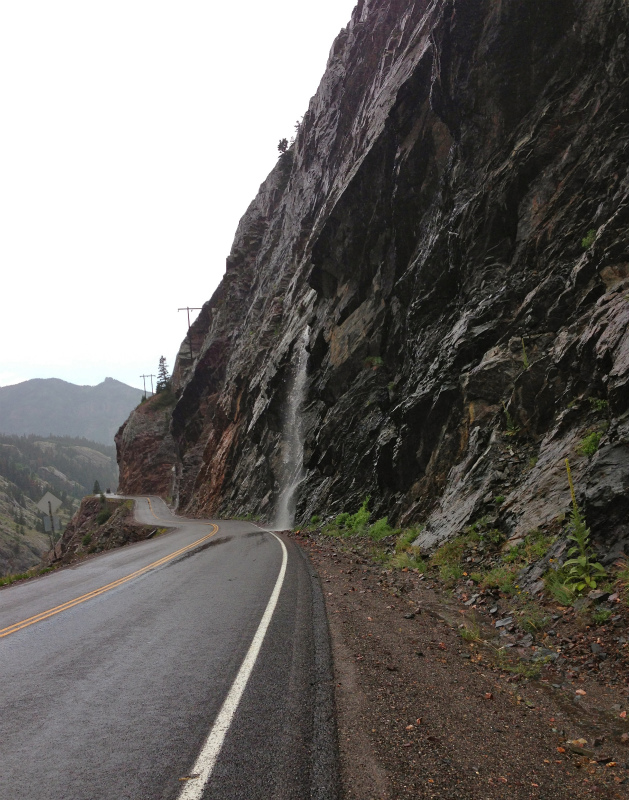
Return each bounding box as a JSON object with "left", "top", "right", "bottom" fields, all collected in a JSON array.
[{"left": 0, "top": 0, "right": 357, "bottom": 391}]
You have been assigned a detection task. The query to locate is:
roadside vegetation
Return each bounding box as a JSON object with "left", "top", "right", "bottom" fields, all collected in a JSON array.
[{"left": 299, "top": 461, "right": 627, "bottom": 685}]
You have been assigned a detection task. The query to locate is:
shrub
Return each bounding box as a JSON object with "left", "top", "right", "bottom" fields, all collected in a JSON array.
[
  {"left": 347, "top": 497, "right": 370, "bottom": 533},
  {"left": 577, "top": 430, "right": 602, "bottom": 457},
  {"left": 368, "top": 517, "right": 396, "bottom": 541},
  {"left": 96, "top": 510, "right": 111, "bottom": 526},
  {"left": 323, "top": 497, "right": 371, "bottom": 537},
  {"left": 82, "top": 533, "right": 92, "bottom": 546},
  {"left": 588, "top": 397, "right": 608, "bottom": 412},
  {"left": 310, "top": 515, "right": 320, "bottom": 527},
  {"left": 364, "top": 355, "right": 384, "bottom": 368},
  {"left": 581, "top": 228, "right": 596, "bottom": 249},
  {"left": 494, "top": 495, "right": 505, "bottom": 505}
]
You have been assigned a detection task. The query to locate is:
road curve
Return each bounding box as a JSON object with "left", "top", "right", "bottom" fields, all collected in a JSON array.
[{"left": 0, "top": 498, "right": 337, "bottom": 800}]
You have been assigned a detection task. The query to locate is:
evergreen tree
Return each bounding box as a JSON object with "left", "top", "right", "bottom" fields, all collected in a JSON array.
[
  {"left": 156, "top": 356, "right": 171, "bottom": 393},
  {"left": 93, "top": 479, "right": 101, "bottom": 494}
]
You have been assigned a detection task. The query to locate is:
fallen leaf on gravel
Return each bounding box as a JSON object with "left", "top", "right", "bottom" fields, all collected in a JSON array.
[
  {"left": 438, "top": 642, "right": 447, "bottom": 650},
  {"left": 367, "top": 616, "right": 373, "bottom": 621},
  {"left": 416, "top": 718, "right": 422, "bottom": 724},
  {"left": 406, "top": 724, "right": 415, "bottom": 730},
  {"left": 557, "top": 747, "right": 566, "bottom": 753},
  {"left": 575, "top": 689, "right": 587, "bottom": 696},
  {"left": 484, "top": 692, "right": 493, "bottom": 700},
  {"left": 620, "top": 710, "right": 627, "bottom": 718}
]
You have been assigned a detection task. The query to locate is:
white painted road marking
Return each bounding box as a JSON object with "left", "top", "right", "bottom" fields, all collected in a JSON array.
[{"left": 177, "top": 531, "right": 288, "bottom": 800}]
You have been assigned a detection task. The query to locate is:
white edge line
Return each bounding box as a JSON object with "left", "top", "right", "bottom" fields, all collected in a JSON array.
[{"left": 177, "top": 530, "right": 288, "bottom": 800}]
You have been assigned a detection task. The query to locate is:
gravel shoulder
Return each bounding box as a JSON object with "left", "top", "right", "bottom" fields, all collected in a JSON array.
[{"left": 291, "top": 531, "right": 629, "bottom": 800}]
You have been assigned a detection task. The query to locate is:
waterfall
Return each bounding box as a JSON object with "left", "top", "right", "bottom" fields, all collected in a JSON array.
[{"left": 274, "top": 328, "right": 309, "bottom": 530}]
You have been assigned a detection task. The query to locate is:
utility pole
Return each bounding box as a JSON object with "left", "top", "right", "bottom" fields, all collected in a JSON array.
[
  {"left": 140, "top": 374, "right": 149, "bottom": 396},
  {"left": 178, "top": 307, "right": 202, "bottom": 362},
  {"left": 148, "top": 374, "right": 156, "bottom": 395},
  {"left": 48, "top": 500, "right": 55, "bottom": 551}
]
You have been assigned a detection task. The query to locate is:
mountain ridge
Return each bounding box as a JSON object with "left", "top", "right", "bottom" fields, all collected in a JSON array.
[{"left": 0, "top": 377, "right": 143, "bottom": 445}]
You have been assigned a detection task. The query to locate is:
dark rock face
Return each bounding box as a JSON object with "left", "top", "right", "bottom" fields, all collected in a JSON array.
[{"left": 118, "top": 0, "right": 629, "bottom": 556}]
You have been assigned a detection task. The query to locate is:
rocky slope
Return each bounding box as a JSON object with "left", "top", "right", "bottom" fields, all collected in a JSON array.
[
  {"left": 49, "top": 496, "right": 157, "bottom": 566},
  {"left": 118, "top": 0, "right": 629, "bottom": 560}
]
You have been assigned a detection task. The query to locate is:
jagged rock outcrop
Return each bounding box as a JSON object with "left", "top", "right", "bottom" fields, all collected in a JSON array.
[
  {"left": 118, "top": 0, "right": 629, "bottom": 558},
  {"left": 115, "top": 393, "right": 177, "bottom": 497}
]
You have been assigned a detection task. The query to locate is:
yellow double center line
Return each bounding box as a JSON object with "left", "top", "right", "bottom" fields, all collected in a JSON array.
[{"left": 0, "top": 524, "right": 218, "bottom": 639}]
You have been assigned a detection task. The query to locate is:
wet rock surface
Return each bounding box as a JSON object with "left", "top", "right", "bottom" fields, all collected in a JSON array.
[{"left": 117, "top": 0, "right": 629, "bottom": 561}]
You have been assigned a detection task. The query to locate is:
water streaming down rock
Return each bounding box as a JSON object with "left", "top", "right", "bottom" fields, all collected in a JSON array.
[{"left": 274, "top": 329, "right": 309, "bottom": 530}]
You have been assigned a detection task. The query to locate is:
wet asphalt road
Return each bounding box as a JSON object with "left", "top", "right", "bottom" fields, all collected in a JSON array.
[{"left": 0, "top": 498, "right": 337, "bottom": 800}]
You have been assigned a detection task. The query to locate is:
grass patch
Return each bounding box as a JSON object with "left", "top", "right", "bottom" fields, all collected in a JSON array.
[
  {"left": 459, "top": 623, "right": 482, "bottom": 642},
  {"left": 592, "top": 607, "right": 612, "bottom": 625},
  {"left": 544, "top": 570, "right": 575, "bottom": 606},
  {"left": 478, "top": 565, "right": 518, "bottom": 595},
  {"left": 0, "top": 571, "right": 30, "bottom": 587},
  {"left": 389, "top": 551, "right": 426, "bottom": 571},
  {"left": 431, "top": 537, "right": 466, "bottom": 567},
  {"left": 503, "top": 529, "right": 555, "bottom": 566},
  {"left": 81, "top": 533, "right": 92, "bottom": 546},
  {"left": 439, "top": 563, "right": 464, "bottom": 584},
  {"left": 520, "top": 602, "right": 551, "bottom": 634}
]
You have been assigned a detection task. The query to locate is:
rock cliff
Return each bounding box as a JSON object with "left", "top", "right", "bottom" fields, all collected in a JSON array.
[{"left": 117, "top": 0, "right": 629, "bottom": 559}]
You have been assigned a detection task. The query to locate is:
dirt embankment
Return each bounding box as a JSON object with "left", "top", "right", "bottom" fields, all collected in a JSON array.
[{"left": 292, "top": 531, "right": 629, "bottom": 800}]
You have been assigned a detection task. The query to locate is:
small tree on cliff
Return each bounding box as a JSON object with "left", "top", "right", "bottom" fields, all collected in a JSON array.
[{"left": 156, "top": 356, "right": 171, "bottom": 393}]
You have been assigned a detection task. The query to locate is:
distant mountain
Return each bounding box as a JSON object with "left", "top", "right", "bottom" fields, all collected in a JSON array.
[{"left": 0, "top": 378, "right": 143, "bottom": 445}]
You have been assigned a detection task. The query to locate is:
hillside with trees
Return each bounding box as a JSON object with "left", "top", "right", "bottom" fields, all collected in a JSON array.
[{"left": 0, "top": 434, "right": 118, "bottom": 576}]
